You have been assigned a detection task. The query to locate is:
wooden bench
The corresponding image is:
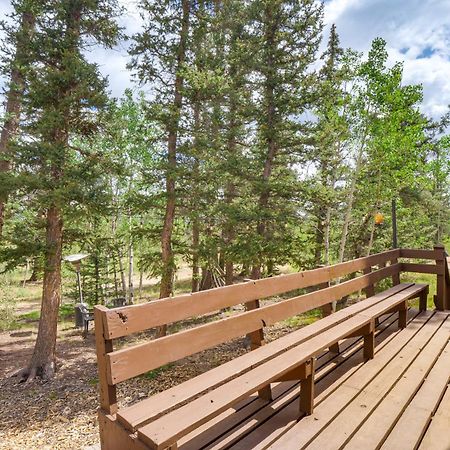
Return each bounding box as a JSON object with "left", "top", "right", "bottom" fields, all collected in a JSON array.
[{"left": 94, "top": 249, "right": 435, "bottom": 450}]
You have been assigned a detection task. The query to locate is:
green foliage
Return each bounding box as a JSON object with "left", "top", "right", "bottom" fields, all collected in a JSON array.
[
  {"left": 0, "top": 1, "right": 449, "bottom": 321},
  {"left": 0, "top": 282, "right": 18, "bottom": 331}
]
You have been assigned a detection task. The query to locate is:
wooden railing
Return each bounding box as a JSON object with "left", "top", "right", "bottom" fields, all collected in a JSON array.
[
  {"left": 93, "top": 246, "right": 449, "bottom": 419},
  {"left": 95, "top": 247, "right": 450, "bottom": 389},
  {"left": 399, "top": 245, "right": 450, "bottom": 311}
]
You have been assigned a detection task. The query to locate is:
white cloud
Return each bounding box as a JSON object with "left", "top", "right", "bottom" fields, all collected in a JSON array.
[
  {"left": 1, "top": 0, "right": 450, "bottom": 119},
  {"left": 324, "top": 0, "right": 450, "bottom": 118},
  {"left": 324, "top": 0, "right": 364, "bottom": 24}
]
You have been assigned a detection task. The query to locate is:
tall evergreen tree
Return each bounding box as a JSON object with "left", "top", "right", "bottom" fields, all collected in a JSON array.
[
  {"left": 0, "top": 0, "right": 35, "bottom": 237},
  {"left": 248, "top": 0, "right": 323, "bottom": 278},
  {"left": 130, "top": 1, "right": 192, "bottom": 333},
  {"left": 12, "top": 0, "right": 121, "bottom": 381},
  {"left": 310, "top": 24, "right": 351, "bottom": 267}
]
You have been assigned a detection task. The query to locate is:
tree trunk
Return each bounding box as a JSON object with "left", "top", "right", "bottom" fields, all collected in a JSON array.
[
  {"left": 324, "top": 207, "right": 332, "bottom": 265},
  {"left": 94, "top": 254, "right": 100, "bottom": 304},
  {"left": 112, "top": 254, "right": 119, "bottom": 299},
  {"left": 192, "top": 218, "right": 200, "bottom": 292},
  {"left": 338, "top": 143, "right": 364, "bottom": 263},
  {"left": 191, "top": 99, "right": 201, "bottom": 293},
  {"left": 118, "top": 250, "right": 127, "bottom": 297},
  {"left": 27, "top": 256, "right": 41, "bottom": 282},
  {"left": 26, "top": 205, "right": 63, "bottom": 380},
  {"left": 138, "top": 268, "right": 144, "bottom": 297},
  {"left": 223, "top": 58, "right": 238, "bottom": 286},
  {"left": 128, "top": 242, "right": 134, "bottom": 304},
  {"left": 157, "top": 0, "right": 191, "bottom": 337},
  {"left": 252, "top": 5, "right": 277, "bottom": 280},
  {"left": 366, "top": 217, "right": 376, "bottom": 256},
  {"left": 314, "top": 207, "right": 325, "bottom": 267},
  {"left": 0, "top": 11, "right": 34, "bottom": 237}
]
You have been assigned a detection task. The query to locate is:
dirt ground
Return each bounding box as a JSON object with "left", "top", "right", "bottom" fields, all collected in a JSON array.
[{"left": 0, "top": 311, "right": 296, "bottom": 450}]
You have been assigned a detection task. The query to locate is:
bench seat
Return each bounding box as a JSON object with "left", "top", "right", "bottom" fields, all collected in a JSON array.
[
  {"left": 116, "top": 282, "right": 414, "bottom": 432},
  {"left": 128, "top": 283, "right": 428, "bottom": 449}
]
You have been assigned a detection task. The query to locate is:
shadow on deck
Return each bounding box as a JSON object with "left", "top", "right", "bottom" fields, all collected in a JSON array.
[{"left": 179, "top": 309, "right": 450, "bottom": 450}]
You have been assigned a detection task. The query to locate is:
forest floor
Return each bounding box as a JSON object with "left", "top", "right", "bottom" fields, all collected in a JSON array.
[{"left": 0, "top": 303, "right": 303, "bottom": 450}]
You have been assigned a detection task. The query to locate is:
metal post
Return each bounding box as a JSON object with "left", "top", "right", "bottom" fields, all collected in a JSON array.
[
  {"left": 392, "top": 199, "right": 398, "bottom": 249},
  {"left": 75, "top": 261, "right": 83, "bottom": 304}
]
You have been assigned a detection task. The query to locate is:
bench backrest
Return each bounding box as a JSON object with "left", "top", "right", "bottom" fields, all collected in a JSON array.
[
  {"left": 93, "top": 249, "right": 407, "bottom": 410},
  {"left": 94, "top": 246, "right": 448, "bottom": 414}
]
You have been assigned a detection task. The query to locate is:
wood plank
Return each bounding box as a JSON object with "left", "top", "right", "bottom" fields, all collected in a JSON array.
[
  {"left": 357, "top": 284, "right": 427, "bottom": 321},
  {"left": 116, "top": 284, "right": 412, "bottom": 432},
  {"left": 108, "top": 264, "right": 402, "bottom": 384},
  {"left": 419, "top": 384, "right": 450, "bottom": 450},
  {"left": 102, "top": 250, "right": 401, "bottom": 339},
  {"left": 227, "top": 312, "right": 418, "bottom": 450},
  {"left": 343, "top": 316, "right": 450, "bottom": 450},
  {"left": 303, "top": 313, "right": 447, "bottom": 450},
  {"left": 381, "top": 327, "right": 450, "bottom": 450},
  {"left": 179, "top": 383, "right": 297, "bottom": 450},
  {"left": 267, "top": 311, "right": 436, "bottom": 449},
  {"left": 402, "top": 262, "right": 442, "bottom": 275},
  {"left": 182, "top": 312, "right": 404, "bottom": 450},
  {"left": 98, "top": 411, "right": 149, "bottom": 450},
  {"left": 136, "top": 315, "right": 374, "bottom": 450},
  {"left": 400, "top": 248, "right": 439, "bottom": 260},
  {"left": 94, "top": 305, "right": 117, "bottom": 415}
]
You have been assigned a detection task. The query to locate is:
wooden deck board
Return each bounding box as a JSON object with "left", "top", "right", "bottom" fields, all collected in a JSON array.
[
  {"left": 381, "top": 326, "right": 450, "bottom": 450},
  {"left": 419, "top": 384, "right": 450, "bottom": 450},
  {"left": 181, "top": 310, "right": 412, "bottom": 450},
  {"left": 344, "top": 314, "right": 450, "bottom": 450},
  {"left": 302, "top": 312, "right": 447, "bottom": 450},
  {"left": 266, "top": 310, "right": 439, "bottom": 449},
  {"left": 137, "top": 314, "right": 375, "bottom": 449},
  {"left": 226, "top": 311, "right": 413, "bottom": 450},
  {"left": 114, "top": 309, "right": 448, "bottom": 450}
]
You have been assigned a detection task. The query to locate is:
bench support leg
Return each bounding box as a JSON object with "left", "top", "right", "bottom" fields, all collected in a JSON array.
[
  {"left": 398, "top": 301, "right": 408, "bottom": 329},
  {"left": 258, "top": 384, "right": 273, "bottom": 402},
  {"left": 419, "top": 288, "right": 429, "bottom": 312},
  {"left": 363, "top": 321, "right": 375, "bottom": 360},
  {"left": 329, "top": 342, "right": 340, "bottom": 354},
  {"left": 299, "top": 358, "right": 315, "bottom": 416},
  {"left": 245, "top": 300, "right": 273, "bottom": 401}
]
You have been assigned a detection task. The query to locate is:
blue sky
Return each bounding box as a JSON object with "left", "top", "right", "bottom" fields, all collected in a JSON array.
[{"left": 1, "top": 0, "right": 450, "bottom": 119}]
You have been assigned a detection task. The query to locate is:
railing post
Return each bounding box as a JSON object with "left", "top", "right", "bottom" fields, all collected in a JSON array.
[
  {"left": 363, "top": 266, "right": 375, "bottom": 298},
  {"left": 94, "top": 306, "right": 118, "bottom": 415},
  {"left": 434, "top": 245, "right": 447, "bottom": 311},
  {"left": 391, "top": 251, "right": 401, "bottom": 286},
  {"left": 244, "top": 282, "right": 272, "bottom": 401}
]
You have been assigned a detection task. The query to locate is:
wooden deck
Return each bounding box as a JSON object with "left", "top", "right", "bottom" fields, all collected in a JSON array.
[{"left": 177, "top": 309, "right": 450, "bottom": 450}]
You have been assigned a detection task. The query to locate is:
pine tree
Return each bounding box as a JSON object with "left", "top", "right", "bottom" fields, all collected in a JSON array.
[
  {"left": 130, "top": 0, "right": 192, "bottom": 335},
  {"left": 11, "top": 0, "right": 121, "bottom": 381},
  {"left": 0, "top": 0, "right": 35, "bottom": 237},
  {"left": 310, "top": 24, "right": 351, "bottom": 267},
  {"left": 248, "top": 0, "right": 323, "bottom": 278},
  {"left": 218, "top": 0, "right": 252, "bottom": 285}
]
